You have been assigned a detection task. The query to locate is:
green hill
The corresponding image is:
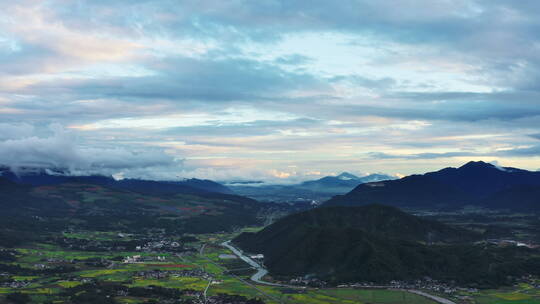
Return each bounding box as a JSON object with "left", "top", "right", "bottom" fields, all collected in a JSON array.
[
  {"left": 234, "top": 205, "right": 540, "bottom": 287},
  {"left": 0, "top": 177, "right": 262, "bottom": 244}
]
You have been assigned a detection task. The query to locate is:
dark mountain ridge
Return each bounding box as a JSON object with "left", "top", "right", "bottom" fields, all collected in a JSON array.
[
  {"left": 0, "top": 166, "right": 233, "bottom": 196},
  {"left": 425, "top": 161, "right": 540, "bottom": 199},
  {"left": 325, "top": 161, "right": 540, "bottom": 210}
]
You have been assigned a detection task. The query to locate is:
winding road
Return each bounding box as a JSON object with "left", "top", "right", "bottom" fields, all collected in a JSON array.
[
  {"left": 221, "top": 241, "right": 284, "bottom": 286},
  {"left": 221, "top": 240, "right": 457, "bottom": 304}
]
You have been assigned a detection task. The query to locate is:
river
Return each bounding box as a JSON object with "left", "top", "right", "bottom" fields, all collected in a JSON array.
[{"left": 221, "top": 240, "right": 457, "bottom": 304}]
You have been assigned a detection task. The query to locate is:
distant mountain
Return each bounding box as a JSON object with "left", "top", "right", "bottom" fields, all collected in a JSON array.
[
  {"left": 324, "top": 161, "right": 540, "bottom": 211},
  {"left": 0, "top": 166, "right": 233, "bottom": 196},
  {"left": 424, "top": 161, "right": 540, "bottom": 199},
  {"left": 180, "top": 178, "right": 234, "bottom": 194},
  {"left": 113, "top": 178, "right": 234, "bottom": 196},
  {"left": 229, "top": 172, "right": 395, "bottom": 203},
  {"left": 0, "top": 166, "right": 115, "bottom": 186},
  {"left": 298, "top": 172, "right": 394, "bottom": 192},
  {"left": 232, "top": 205, "right": 540, "bottom": 286}
]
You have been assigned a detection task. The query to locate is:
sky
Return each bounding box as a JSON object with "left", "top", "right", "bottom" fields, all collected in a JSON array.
[{"left": 1, "top": 0, "right": 540, "bottom": 183}]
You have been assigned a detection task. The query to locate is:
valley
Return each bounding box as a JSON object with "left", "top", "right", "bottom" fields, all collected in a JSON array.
[
  {"left": 3, "top": 2, "right": 540, "bottom": 303},
  {"left": 0, "top": 227, "right": 442, "bottom": 304},
  {"left": 2, "top": 224, "right": 540, "bottom": 304},
  {"left": 2, "top": 161, "right": 540, "bottom": 303}
]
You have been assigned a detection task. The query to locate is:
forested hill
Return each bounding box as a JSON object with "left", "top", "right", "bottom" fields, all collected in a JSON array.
[{"left": 233, "top": 204, "right": 540, "bottom": 287}]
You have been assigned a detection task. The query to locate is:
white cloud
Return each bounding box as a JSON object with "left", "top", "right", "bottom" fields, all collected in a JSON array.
[{"left": 0, "top": 124, "right": 179, "bottom": 175}]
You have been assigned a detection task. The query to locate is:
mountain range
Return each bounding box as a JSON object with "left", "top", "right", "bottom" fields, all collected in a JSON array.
[
  {"left": 229, "top": 172, "right": 395, "bottom": 202},
  {"left": 0, "top": 167, "right": 264, "bottom": 243},
  {"left": 325, "top": 161, "right": 540, "bottom": 211},
  {"left": 3, "top": 160, "right": 540, "bottom": 287},
  {"left": 298, "top": 172, "right": 395, "bottom": 192},
  {"left": 0, "top": 166, "right": 234, "bottom": 196}
]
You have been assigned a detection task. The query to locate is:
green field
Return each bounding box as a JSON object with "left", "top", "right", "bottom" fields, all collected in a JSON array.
[
  {"left": 4, "top": 229, "right": 538, "bottom": 304},
  {"left": 453, "top": 283, "right": 540, "bottom": 304}
]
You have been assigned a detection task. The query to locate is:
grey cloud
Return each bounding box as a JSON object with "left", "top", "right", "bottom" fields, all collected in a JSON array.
[
  {"left": 367, "top": 151, "right": 479, "bottom": 160},
  {"left": 274, "top": 54, "right": 313, "bottom": 66},
  {"left": 0, "top": 123, "right": 35, "bottom": 140},
  {"left": 330, "top": 75, "right": 397, "bottom": 90},
  {"left": 367, "top": 144, "right": 540, "bottom": 160},
  {"left": 498, "top": 145, "right": 540, "bottom": 157},
  {"left": 20, "top": 56, "right": 328, "bottom": 103},
  {"left": 46, "top": 1, "right": 539, "bottom": 50},
  {"left": 340, "top": 90, "right": 540, "bottom": 121},
  {"left": 323, "top": 103, "right": 540, "bottom": 122},
  {"left": 2, "top": 1, "right": 540, "bottom": 181},
  {"left": 161, "top": 118, "right": 322, "bottom": 137},
  {"left": 0, "top": 45, "right": 61, "bottom": 76},
  {"left": 0, "top": 126, "right": 179, "bottom": 173}
]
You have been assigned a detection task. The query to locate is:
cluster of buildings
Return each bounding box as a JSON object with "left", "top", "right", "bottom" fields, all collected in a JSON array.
[
  {"left": 487, "top": 239, "right": 539, "bottom": 248},
  {"left": 136, "top": 270, "right": 173, "bottom": 280},
  {"left": 135, "top": 240, "right": 182, "bottom": 252},
  {"left": 289, "top": 277, "right": 327, "bottom": 288},
  {"left": 249, "top": 254, "right": 264, "bottom": 260},
  {"left": 135, "top": 269, "right": 213, "bottom": 281},
  {"left": 123, "top": 255, "right": 167, "bottom": 264},
  {"left": 171, "top": 269, "right": 213, "bottom": 280},
  {"left": 387, "top": 278, "right": 472, "bottom": 294},
  {"left": 334, "top": 277, "right": 479, "bottom": 295},
  {"left": 517, "top": 275, "right": 540, "bottom": 289},
  {"left": 33, "top": 263, "right": 50, "bottom": 270},
  {"left": 1, "top": 280, "right": 30, "bottom": 288},
  {"left": 181, "top": 291, "right": 264, "bottom": 304}
]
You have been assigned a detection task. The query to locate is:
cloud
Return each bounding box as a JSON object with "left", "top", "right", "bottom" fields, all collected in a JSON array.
[
  {"left": 530, "top": 134, "right": 540, "bottom": 140},
  {"left": 367, "top": 144, "right": 540, "bottom": 160},
  {"left": 0, "top": 125, "right": 179, "bottom": 175},
  {"left": 0, "top": 123, "right": 35, "bottom": 140},
  {"left": 274, "top": 54, "right": 313, "bottom": 66},
  {"left": 160, "top": 118, "right": 322, "bottom": 137},
  {"left": 497, "top": 145, "right": 540, "bottom": 157},
  {"left": 2, "top": 1, "right": 540, "bottom": 180},
  {"left": 367, "top": 151, "right": 480, "bottom": 160},
  {"left": 15, "top": 56, "right": 329, "bottom": 104},
  {"left": 330, "top": 75, "right": 397, "bottom": 90}
]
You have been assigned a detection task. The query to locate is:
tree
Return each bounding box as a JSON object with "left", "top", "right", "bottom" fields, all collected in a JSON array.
[{"left": 6, "top": 292, "right": 31, "bottom": 304}]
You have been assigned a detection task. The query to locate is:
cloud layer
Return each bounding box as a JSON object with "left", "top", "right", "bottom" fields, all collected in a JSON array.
[
  {"left": 1, "top": 1, "right": 540, "bottom": 181},
  {"left": 0, "top": 125, "right": 180, "bottom": 178}
]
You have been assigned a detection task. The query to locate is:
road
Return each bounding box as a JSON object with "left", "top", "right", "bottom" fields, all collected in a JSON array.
[
  {"left": 406, "top": 290, "right": 457, "bottom": 304},
  {"left": 222, "top": 240, "right": 457, "bottom": 304},
  {"left": 221, "top": 241, "right": 284, "bottom": 286},
  {"left": 199, "top": 243, "right": 207, "bottom": 256},
  {"left": 203, "top": 241, "right": 285, "bottom": 303},
  {"left": 203, "top": 280, "right": 211, "bottom": 303},
  {"left": 199, "top": 243, "right": 210, "bottom": 303}
]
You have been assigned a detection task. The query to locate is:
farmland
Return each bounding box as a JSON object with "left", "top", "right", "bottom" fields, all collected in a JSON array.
[
  {"left": 0, "top": 228, "right": 446, "bottom": 304},
  {"left": 1, "top": 223, "right": 540, "bottom": 303}
]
